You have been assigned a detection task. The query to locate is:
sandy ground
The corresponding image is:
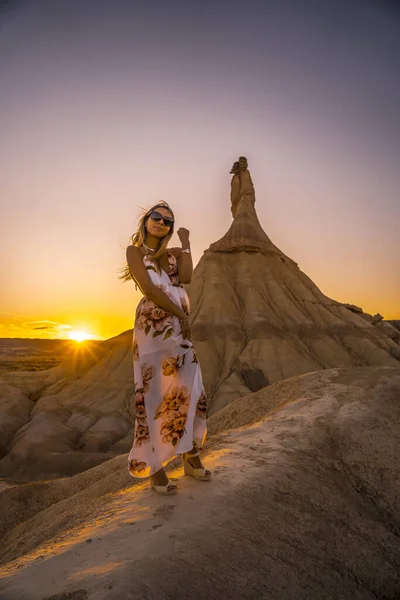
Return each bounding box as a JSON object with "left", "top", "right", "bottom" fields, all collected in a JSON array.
[
  {"left": 0, "top": 482, "right": 14, "bottom": 493},
  {"left": 0, "top": 367, "right": 399, "bottom": 600}
]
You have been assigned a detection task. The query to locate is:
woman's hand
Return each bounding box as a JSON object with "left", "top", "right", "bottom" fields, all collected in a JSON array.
[
  {"left": 177, "top": 227, "right": 190, "bottom": 246},
  {"left": 180, "top": 317, "right": 191, "bottom": 340}
]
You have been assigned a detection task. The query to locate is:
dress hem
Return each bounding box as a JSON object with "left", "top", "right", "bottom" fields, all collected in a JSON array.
[{"left": 127, "top": 434, "right": 206, "bottom": 480}]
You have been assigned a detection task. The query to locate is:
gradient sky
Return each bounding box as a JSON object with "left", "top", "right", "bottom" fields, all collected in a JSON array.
[{"left": 1, "top": 0, "right": 399, "bottom": 340}]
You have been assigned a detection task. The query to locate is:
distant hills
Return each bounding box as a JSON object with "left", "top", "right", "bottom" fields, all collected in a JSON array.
[{"left": 0, "top": 338, "right": 103, "bottom": 373}]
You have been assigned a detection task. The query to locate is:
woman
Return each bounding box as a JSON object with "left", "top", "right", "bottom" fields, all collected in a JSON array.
[{"left": 120, "top": 201, "right": 211, "bottom": 495}]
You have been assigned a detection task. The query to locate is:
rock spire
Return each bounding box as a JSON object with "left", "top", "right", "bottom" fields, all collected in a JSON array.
[
  {"left": 186, "top": 157, "right": 399, "bottom": 414},
  {"left": 208, "top": 157, "right": 295, "bottom": 266}
]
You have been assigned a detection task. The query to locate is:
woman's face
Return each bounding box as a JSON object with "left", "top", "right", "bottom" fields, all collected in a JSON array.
[{"left": 145, "top": 207, "right": 174, "bottom": 239}]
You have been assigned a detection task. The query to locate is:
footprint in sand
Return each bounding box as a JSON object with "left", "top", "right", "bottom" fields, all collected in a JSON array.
[{"left": 152, "top": 504, "right": 176, "bottom": 521}]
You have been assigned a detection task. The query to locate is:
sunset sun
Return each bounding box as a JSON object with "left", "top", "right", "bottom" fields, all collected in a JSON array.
[{"left": 69, "top": 331, "right": 90, "bottom": 343}]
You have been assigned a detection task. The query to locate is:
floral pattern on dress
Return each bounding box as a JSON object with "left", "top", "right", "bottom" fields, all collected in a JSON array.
[
  {"left": 141, "top": 363, "right": 155, "bottom": 392},
  {"left": 132, "top": 363, "right": 155, "bottom": 447},
  {"left": 133, "top": 390, "right": 150, "bottom": 447},
  {"left": 195, "top": 390, "right": 207, "bottom": 420},
  {"left": 161, "top": 355, "right": 185, "bottom": 377},
  {"left": 132, "top": 338, "right": 139, "bottom": 361},
  {"left": 154, "top": 385, "right": 190, "bottom": 446},
  {"left": 136, "top": 298, "right": 173, "bottom": 340},
  {"left": 168, "top": 253, "right": 182, "bottom": 287},
  {"left": 192, "top": 347, "right": 198, "bottom": 364},
  {"left": 128, "top": 458, "right": 147, "bottom": 475}
]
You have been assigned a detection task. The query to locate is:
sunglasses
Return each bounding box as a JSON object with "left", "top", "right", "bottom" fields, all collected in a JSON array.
[{"left": 148, "top": 210, "right": 174, "bottom": 228}]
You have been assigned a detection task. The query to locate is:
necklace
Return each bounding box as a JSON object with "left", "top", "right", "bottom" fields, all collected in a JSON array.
[{"left": 143, "top": 242, "right": 157, "bottom": 253}]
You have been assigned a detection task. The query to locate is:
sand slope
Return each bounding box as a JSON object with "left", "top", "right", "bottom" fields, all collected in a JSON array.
[{"left": 1, "top": 366, "right": 399, "bottom": 600}]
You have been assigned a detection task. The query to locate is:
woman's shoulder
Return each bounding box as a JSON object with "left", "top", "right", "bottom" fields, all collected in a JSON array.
[
  {"left": 126, "top": 245, "right": 147, "bottom": 264},
  {"left": 127, "top": 245, "right": 145, "bottom": 257}
]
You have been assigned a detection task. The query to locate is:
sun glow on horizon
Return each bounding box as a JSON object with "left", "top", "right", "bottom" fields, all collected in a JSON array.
[{"left": 68, "top": 331, "right": 92, "bottom": 342}]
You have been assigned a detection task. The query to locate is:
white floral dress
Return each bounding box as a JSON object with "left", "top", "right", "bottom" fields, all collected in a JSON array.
[{"left": 127, "top": 251, "right": 207, "bottom": 479}]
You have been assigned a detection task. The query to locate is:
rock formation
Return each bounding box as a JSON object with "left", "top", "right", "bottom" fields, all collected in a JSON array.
[
  {"left": 342, "top": 305, "right": 400, "bottom": 343},
  {"left": 186, "top": 158, "right": 400, "bottom": 415}
]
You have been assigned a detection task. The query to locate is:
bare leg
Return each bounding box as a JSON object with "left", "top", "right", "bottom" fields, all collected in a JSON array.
[
  {"left": 183, "top": 444, "right": 206, "bottom": 470},
  {"left": 150, "top": 467, "right": 170, "bottom": 486}
]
